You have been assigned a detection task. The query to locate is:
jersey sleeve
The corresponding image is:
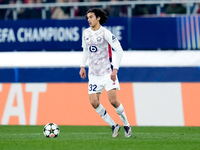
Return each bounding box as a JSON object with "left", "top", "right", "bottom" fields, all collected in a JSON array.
[
  {"left": 104, "top": 29, "right": 123, "bottom": 70},
  {"left": 80, "top": 31, "right": 88, "bottom": 67}
]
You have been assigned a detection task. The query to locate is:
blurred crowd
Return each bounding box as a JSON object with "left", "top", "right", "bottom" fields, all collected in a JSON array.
[{"left": 0, "top": 0, "right": 200, "bottom": 20}]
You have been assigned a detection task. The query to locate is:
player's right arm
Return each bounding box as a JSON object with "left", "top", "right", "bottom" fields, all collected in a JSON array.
[
  {"left": 79, "top": 66, "right": 86, "bottom": 78},
  {"left": 79, "top": 30, "right": 88, "bottom": 79},
  {"left": 79, "top": 48, "right": 88, "bottom": 78}
]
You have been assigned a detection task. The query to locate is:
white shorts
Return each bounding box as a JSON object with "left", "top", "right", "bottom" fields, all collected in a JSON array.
[{"left": 88, "top": 73, "right": 120, "bottom": 94}]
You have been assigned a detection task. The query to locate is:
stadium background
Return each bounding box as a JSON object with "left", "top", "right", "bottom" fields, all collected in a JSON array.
[{"left": 0, "top": 0, "right": 200, "bottom": 127}]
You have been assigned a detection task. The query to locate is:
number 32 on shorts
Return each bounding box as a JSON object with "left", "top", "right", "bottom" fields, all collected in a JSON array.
[{"left": 89, "top": 84, "right": 97, "bottom": 91}]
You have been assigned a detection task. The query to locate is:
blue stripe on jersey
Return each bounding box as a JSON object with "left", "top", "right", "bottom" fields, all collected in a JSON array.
[{"left": 0, "top": 67, "right": 200, "bottom": 83}]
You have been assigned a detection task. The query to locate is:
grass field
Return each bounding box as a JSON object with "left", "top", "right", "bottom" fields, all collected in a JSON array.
[{"left": 0, "top": 125, "right": 200, "bottom": 150}]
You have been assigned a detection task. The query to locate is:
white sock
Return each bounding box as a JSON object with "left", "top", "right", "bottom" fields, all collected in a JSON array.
[
  {"left": 115, "top": 103, "right": 130, "bottom": 126},
  {"left": 95, "top": 104, "right": 116, "bottom": 126}
]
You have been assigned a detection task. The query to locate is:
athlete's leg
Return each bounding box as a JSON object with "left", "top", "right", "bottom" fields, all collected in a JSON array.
[
  {"left": 107, "top": 89, "right": 132, "bottom": 137},
  {"left": 107, "top": 89, "right": 129, "bottom": 126},
  {"left": 89, "top": 93, "right": 117, "bottom": 127},
  {"left": 107, "top": 89, "right": 131, "bottom": 126},
  {"left": 88, "top": 75, "right": 120, "bottom": 137}
]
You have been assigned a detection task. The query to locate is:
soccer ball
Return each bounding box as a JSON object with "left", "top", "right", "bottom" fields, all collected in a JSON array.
[{"left": 43, "top": 123, "right": 60, "bottom": 138}]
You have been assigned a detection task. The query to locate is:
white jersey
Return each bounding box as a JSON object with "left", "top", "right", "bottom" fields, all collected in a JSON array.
[{"left": 81, "top": 26, "right": 123, "bottom": 76}]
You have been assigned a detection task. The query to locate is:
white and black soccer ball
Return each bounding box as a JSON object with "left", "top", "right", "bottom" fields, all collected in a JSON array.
[{"left": 43, "top": 123, "right": 60, "bottom": 138}]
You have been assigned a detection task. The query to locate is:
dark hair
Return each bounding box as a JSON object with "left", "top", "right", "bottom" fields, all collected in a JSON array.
[{"left": 85, "top": 8, "right": 108, "bottom": 25}]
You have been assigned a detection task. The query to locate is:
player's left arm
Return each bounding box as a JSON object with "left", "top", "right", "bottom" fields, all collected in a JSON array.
[
  {"left": 105, "top": 30, "right": 123, "bottom": 81},
  {"left": 110, "top": 40, "right": 123, "bottom": 70},
  {"left": 110, "top": 42, "right": 123, "bottom": 81}
]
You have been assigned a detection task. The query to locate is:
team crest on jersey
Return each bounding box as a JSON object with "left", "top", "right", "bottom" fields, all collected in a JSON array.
[
  {"left": 97, "top": 36, "right": 102, "bottom": 43},
  {"left": 112, "top": 35, "right": 116, "bottom": 41}
]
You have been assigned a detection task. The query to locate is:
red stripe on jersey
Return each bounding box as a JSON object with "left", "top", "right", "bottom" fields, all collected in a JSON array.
[{"left": 108, "top": 44, "right": 112, "bottom": 60}]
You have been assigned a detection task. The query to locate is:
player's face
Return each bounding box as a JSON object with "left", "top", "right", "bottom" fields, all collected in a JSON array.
[{"left": 86, "top": 12, "right": 100, "bottom": 28}]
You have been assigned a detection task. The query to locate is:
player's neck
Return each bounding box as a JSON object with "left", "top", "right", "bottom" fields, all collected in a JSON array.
[{"left": 91, "top": 24, "right": 101, "bottom": 31}]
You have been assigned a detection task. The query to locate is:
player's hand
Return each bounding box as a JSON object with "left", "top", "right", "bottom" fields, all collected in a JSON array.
[
  {"left": 110, "top": 68, "right": 118, "bottom": 81},
  {"left": 79, "top": 67, "right": 86, "bottom": 78}
]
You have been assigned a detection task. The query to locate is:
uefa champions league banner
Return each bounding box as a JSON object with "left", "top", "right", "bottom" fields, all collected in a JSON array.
[
  {"left": 0, "top": 18, "right": 128, "bottom": 51},
  {"left": 1, "top": 16, "right": 200, "bottom": 51}
]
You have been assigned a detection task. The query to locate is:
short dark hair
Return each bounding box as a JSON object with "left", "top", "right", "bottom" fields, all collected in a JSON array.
[{"left": 85, "top": 8, "right": 108, "bottom": 25}]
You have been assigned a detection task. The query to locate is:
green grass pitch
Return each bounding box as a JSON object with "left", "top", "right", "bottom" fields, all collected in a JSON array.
[{"left": 0, "top": 125, "right": 200, "bottom": 150}]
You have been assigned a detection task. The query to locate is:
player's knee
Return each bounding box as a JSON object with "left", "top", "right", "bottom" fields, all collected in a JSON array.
[
  {"left": 90, "top": 99, "right": 99, "bottom": 109},
  {"left": 109, "top": 99, "right": 119, "bottom": 108}
]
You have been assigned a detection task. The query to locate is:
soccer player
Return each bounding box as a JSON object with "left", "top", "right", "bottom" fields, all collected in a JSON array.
[{"left": 79, "top": 7, "right": 132, "bottom": 138}]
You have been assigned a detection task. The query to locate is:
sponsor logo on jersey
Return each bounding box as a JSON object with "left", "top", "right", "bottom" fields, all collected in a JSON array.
[{"left": 89, "top": 45, "right": 97, "bottom": 52}]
